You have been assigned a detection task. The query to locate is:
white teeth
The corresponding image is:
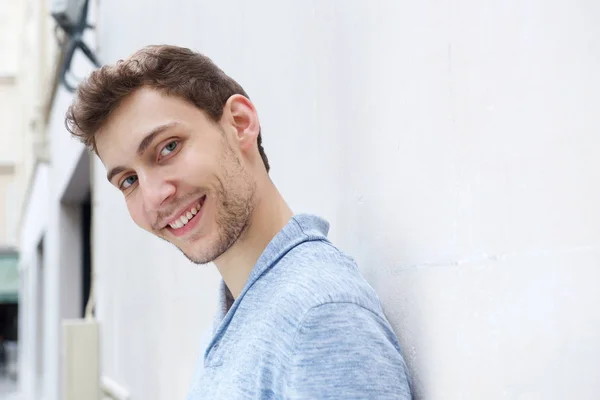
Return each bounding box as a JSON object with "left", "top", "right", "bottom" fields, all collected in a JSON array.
[{"left": 169, "top": 202, "right": 202, "bottom": 230}]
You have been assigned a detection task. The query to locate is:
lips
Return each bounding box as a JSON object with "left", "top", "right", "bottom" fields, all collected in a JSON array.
[
  {"left": 169, "top": 201, "right": 201, "bottom": 229},
  {"left": 165, "top": 195, "right": 206, "bottom": 231}
]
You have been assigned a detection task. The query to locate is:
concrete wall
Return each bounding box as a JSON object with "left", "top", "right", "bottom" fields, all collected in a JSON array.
[
  {"left": 16, "top": 0, "right": 60, "bottom": 246},
  {"left": 18, "top": 162, "right": 48, "bottom": 399},
  {"left": 0, "top": 173, "right": 15, "bottom": 244},
  {"left": 17, "top": 1, "right": 600, "bottom": 399},
  {"left": 0, "top": 0, "right": 20, "bottom": 77},
  {"left": 0, "top": 0, "right": 23, "bottom": 248},
  {"left": 0, "top": 80, "right": 20, "bottom": 246},
  {"left": 0, "top": 83, "right": 20, "bottom": 166}
]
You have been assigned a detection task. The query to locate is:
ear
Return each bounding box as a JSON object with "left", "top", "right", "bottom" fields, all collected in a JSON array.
[{"left": 222, "top": 94, "right": 260, "bottom": 152}]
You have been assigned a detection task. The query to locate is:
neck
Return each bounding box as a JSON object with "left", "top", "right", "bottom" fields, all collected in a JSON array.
[{"left": 214, "top": 179, "right": 293, "bottom": 299}]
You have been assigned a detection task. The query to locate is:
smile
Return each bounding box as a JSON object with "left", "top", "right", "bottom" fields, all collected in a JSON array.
[{"left": 166, "top": 195, "right": 207, "bottom": 233}]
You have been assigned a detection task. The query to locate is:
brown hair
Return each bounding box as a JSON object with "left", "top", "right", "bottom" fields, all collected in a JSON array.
[{"left": 65, "top": 45, "right": 270, "bottom": 172}]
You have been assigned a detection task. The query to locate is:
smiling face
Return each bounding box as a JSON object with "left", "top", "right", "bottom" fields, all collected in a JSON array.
[{"left": 97, "top": 87, "right": 257, "bottom": 264}]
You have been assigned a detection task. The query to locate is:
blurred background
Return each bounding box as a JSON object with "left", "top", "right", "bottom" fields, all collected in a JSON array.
[{"left": 1, "top": 0, "right": 599, "bottom": 399}]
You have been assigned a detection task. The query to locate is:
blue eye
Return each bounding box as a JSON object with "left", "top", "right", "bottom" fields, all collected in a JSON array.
[
  {"left": 160, "top": 141, "right": 178, "bottom": 158},
  {"left": 120, "top": 175, "right": 138, "bottom": 190}
]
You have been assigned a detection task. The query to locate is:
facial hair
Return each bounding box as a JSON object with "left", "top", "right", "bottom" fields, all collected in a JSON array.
[{"left": 181, "top": 138, "right": 257, "bottom": 265}]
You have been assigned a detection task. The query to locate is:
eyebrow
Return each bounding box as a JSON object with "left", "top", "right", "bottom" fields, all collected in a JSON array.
[{"left": 106, "top": 122, "right": 179, "bottom": 183}]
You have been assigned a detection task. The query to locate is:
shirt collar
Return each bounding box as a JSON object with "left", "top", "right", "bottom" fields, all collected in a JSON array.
[{"left": 211, "top": 214, "right": 330, "bottom": 334}]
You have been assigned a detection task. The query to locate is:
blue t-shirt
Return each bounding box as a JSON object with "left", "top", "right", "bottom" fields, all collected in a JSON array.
[{"left": 187, "top": 214, "right": 412, "bottom": 399}]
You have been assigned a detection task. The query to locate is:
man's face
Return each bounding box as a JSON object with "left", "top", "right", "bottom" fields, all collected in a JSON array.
[{"left": 97, "top": 87, "right": 256, "bottom": 264}]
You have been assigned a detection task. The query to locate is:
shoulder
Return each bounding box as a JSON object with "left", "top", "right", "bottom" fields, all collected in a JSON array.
[
  {"left": 264, "top": 238, "right": 386, "bottom": 322},
  {"left": 294, "top": 302, "right": 399, "bottom": 345}
]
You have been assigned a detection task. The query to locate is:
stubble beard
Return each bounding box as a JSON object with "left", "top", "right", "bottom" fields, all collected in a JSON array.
[{"left": 182, "top": 143, "right": 257, "bottom": 265}]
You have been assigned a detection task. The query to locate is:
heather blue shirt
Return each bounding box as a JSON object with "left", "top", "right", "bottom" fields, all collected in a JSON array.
[{"left": 187, "top": 214, "right": 412, "bottom": 399}]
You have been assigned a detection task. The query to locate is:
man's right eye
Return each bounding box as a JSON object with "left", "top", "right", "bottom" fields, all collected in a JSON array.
[{"left": 120, "top": 175, "right": 138, "bottom": 190}]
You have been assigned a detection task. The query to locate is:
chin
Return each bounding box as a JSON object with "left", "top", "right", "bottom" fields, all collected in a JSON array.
[
  {"left": 180, "top": 239, "right": 222, "bottom": 265},
  {"left": 181, "top": 249, "right": 212, "bottom": 265}
]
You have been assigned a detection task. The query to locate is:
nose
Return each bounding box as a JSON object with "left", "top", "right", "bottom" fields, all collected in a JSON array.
[{"left": 139, "top": 172, "right": 176, "bottom": 213}]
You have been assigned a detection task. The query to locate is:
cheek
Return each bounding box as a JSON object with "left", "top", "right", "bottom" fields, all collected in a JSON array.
[
  {"left": 126, "top": 196, "right": 152, "bottom": 230},
  {"left": 178, "top": 154, "right": 217, "bottom": 184}
]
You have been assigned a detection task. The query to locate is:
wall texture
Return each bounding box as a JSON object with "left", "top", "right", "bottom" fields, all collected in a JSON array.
[
  {"left": 0, "top": 0, "right": 23, "bottom": 248},
  {"left": 18, "top": 1, "right": 600, "bottom": 399},
  {"left": 18, "top": 163, "right": 48, "bottom": 400}
]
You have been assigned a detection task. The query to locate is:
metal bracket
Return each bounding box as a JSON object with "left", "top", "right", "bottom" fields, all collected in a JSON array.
[{"left": 55, "top": 0, "right": 101, "bottom": 92}]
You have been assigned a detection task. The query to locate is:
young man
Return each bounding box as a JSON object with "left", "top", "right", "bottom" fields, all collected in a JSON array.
[{"left": 66, "top": 45, "right": 412, "bottom": 399}]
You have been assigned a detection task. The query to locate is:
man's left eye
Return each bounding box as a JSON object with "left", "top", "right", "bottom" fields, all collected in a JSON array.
[{"left": 160, "top": 141, "right": 178, "bottom": 158}]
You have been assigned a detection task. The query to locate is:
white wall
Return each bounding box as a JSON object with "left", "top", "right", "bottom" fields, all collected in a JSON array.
[
  {"left": 0, "top": 0, "right": 20, "bottom": 77},
  {"left": 92, "top": 1, "right": 600, "bottom": 398},
  {"left": 18, "top": 162, "right": 48, "bottom": 399},
  {"left": 19, "top": 87, "right": 93, "bottom": 400},
  {"left": 19, "top": 164, "right": 49, "bottom": 254},
  {"left": 0, "top": 0, "right": 24, "bottom": 247},
  {"left": 19, "top": 0, "right": 600, "bottom": 399},
  {"left": 15, "top": 0, "right": 61, "bottom": 246}
]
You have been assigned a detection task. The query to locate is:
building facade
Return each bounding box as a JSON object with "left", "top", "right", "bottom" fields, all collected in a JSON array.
[
  {"left": 17, "top": 1, "right": 600, "bottom": 399},
  {"left": 1, "top": 0, "right": 58, "bottom": 386}
]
